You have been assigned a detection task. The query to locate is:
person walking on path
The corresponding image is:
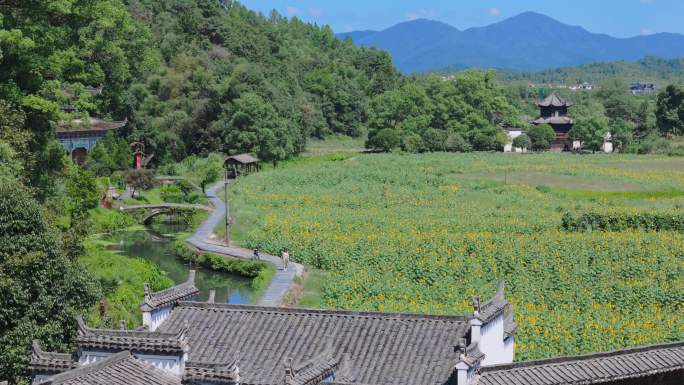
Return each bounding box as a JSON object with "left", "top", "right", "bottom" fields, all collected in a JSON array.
[
  {"left": 281, "top": 248, "right": 290, "bottom": 270},
  {"left": 253, "top": 248, "right": 260, "bottom": 260}
]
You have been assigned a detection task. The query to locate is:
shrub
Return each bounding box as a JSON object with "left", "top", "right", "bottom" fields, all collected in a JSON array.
[
  {"left": 528, "top": 124, "right": 556, "bottom": 151},
  {"left": 513, "top": 134, "right": 532, "bottom": 150},
  {"left": 367, "top": 128, "right": 402, "bottom": 152},
  {"left": 402, "top": 133, "right": 424, "bottom": 153},
  {"left": 445, "top": 133, "right": 471, "bottom": 152},
  {"left": 562, "top": 211, "right": 684, "bottom": 232}
]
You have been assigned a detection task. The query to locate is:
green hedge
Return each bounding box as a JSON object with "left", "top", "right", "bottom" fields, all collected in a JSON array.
[
  {"left": 562, "top": 211, "right": 684, "bottom": 232},
  {"left": 173, "top": 240, "right": 275, "bottom": 293}
]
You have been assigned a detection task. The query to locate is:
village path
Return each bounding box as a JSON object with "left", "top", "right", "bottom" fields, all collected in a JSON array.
[{"left": 186, "top": 181, "right": 299, "bottom": 307}]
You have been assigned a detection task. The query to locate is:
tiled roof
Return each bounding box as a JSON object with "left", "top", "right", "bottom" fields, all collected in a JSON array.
[
  {"left": 141, "top": 271, "right": 199, "bottom": 311},
  {"left": 55, "top": 118, "right": 127, "bottom": 133},
  {"left": 286, "top": 340, "right": 339, "bottom": 385},
  {"left": 474, "top": 341, "right": 684, "bottom": 385},
  {"left": 184, "top": 360, "right": 240, "bottom": 385},
  {"left": 503, "top": 311, "right": 517, "bottom": 340},
  {"left": 31, "top": 341, "right": 77, "bottom": 376},
  {"left": 532, "top": 116, "right": 575, "bottom": 125},
  {"left": 157, "top": 303, "right": 470, "bottom": 385},
  {"left": 225, "top": 154, "right": 259, "bottom": 165},
  {"left": 537, "top": 93, "right": 571, "bottom": 107},
  {"left": 35, "top": 351, "right": 180, "bottom": 385},
  {"left": 476, "top": 281, "right": 509, "bottom": 323},
  {"left": 77, "top": 316, "right": 188, "bottom": 355}
]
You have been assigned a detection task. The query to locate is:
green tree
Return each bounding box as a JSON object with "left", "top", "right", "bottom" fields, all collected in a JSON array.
[
  {"left": 0, "top": 183, "right": 99, "bottom": 382},
  {"left": 570, "top": 115, "right": 609, "bottom": 152},
  {"left": 126, "top": 169, "right": 155, "bottom": 197},
  {"left": 513, "top": 134, "right": 532, "bottom": 151},
  {"left": 367, "top": 128, "right": 402, "bottom": 152},
  {"left": 656, "top": 85, "right": 684, "bottom": 136},
  {"left": 528, "top": 124, "right": 556, "bottom": 151}
]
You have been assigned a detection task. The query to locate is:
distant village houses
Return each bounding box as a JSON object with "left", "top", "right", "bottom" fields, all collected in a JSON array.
[{"left": 629, "top": 82, "right": 657, "bottom": 95}]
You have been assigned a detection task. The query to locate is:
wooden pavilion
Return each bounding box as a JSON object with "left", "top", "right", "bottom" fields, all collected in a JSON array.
[{"left": 224, "top": 153, "right": 260, "bottom": 178}]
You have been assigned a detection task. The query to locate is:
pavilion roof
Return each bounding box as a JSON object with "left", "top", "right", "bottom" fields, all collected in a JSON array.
[
  {"left": 55, "top": 118, "right": 127, "bottom": 134},
  {"left": 225, "top": 153, "right": 259, "bottom": 165},
  {"left": 473, "top": 341, "right": 684, "bottom": 385},
  {"left": 537, "top": 93, "right": 572, "bottom": 108}
]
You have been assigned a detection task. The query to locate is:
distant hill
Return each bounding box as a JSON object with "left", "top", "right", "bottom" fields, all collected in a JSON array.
[
  {"left": 497, "top": 57, "right": 684, "bottom": 86},
  {"left": 337, "top": 12, "right": 684, "bottom": 73}
]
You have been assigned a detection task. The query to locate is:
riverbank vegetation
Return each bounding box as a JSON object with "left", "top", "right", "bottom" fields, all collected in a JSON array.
[
  {"left": 172, "top": 240, "right": 275, "bottom": 298},
  {"left": 230, "top": 152, "right": 684, "bottom": 361}
]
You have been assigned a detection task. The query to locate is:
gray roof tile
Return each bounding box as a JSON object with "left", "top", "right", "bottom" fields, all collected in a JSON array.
[
  {"left": 30, "top": 341, "right": 77, "bottom": 376},
  {"left": 476, "top": 341, "right": 684, "bottom": 385},
  {"left": 35, "top": 351, "right": 180, "bottom": 385},
  {"left": 157, "top": 303, "right": 469, "bottom": 385},
  {"left": 77, "top": 316, "right": 189, "bottom": 355},
  {"left": 141, "top": 271, "right": 199, "bottom": 311}
]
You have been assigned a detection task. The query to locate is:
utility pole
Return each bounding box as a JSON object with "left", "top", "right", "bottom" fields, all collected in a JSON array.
[{"left": 224, "top": 169, "right": 230, "bottom": 245}]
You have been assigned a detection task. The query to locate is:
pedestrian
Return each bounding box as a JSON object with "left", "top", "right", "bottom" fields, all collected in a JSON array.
[
  {"left": 253, "top": 248, "right": 260, "bottom": 260},
  {"left": 281, "top": 248, "right": 290, "bottom": 270}
]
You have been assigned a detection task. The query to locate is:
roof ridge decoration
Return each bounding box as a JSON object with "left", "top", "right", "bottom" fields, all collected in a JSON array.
[
  {"left": 30, "top": 340, "right": 77, "bottom": 376},
  {"left": 284, "top": 337, "right": 340, "bottom": 385},
  {"left": 76, "top": 315, "right": 189, "bottom": 354},
  {"left": 184, "top": 357, "right": 240, "bottom": 385},
  {"left": 36, "top": 351, "right": 132, "bottom": 385},
  {"left": 141, "top": 270, "right": 199, "bottom": 311},
  {"left": 456, "top": 338, "right": 486, "bottom": 369},
  {"left": 174, "top": 301, "right": 471, "bottom": 322},
  {"left": 475, "top": 281, "right": 510, "bottom": 323}
]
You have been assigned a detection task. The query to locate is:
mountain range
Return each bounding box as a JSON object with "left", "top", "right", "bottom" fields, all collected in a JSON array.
[{"left": 336, "top": 12, "right": 684, "bottom": 73}]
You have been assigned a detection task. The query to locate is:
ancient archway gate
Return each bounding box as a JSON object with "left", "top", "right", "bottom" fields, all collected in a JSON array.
[{"left": 120, "top": 203, "right": 213, "bottom": 224}]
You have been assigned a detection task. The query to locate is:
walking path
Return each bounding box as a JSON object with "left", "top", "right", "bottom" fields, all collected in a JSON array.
[{"left": 187, "top": 182, "right": 299, "bottom": 307}]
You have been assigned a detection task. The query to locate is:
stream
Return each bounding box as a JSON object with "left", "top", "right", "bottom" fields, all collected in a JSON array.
[{"left": 107, "top": 223, "right": 255, "bottom": 304}]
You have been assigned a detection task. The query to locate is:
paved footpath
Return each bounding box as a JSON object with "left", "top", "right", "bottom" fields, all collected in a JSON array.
[{"left": 187, "top": 182, "right": 298, "bottom": 307}]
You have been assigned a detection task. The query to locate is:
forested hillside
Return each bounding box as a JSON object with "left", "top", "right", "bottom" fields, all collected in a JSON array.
[{"left": 498, "top": 57, "right": 684, "bottom": 85}]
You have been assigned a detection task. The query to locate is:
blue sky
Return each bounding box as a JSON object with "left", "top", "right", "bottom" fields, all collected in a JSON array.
[{"left": 240, "top": 0, "right": 684, "bottom": 37}]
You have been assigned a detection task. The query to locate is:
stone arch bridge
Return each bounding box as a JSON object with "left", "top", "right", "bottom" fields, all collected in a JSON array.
[{"left": 121, "top": 203, "right": 213, "bottom": 225}]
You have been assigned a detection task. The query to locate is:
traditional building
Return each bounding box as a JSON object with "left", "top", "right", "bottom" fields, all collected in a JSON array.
[
  {"left": 502, "top": 127, "right": 527, "bottom": 153},
  {"left": 27, "top": 273, "right": 517, "bottom": 385},
  {"left": 532, "top": 93, "right": 575, "bottom": 151},
  {"left": 25, "top": 274, "right": 684, "bottom": 385},
  {"left": 629, "top": 82, "right": 657, "bottom": 95},
  {"left": 55, "top": 117, "right": 127, "bottom": 164},
  {"left": 225, "top": 154, "right": 260, "bottom": 179}
]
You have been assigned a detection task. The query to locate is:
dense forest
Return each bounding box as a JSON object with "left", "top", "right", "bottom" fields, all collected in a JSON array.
[
  {"left": 2, "top": 0, "right": 684, "bottom": 382},
  {"left": 498, "top": 56, "right": 684, "bottom": 86}
]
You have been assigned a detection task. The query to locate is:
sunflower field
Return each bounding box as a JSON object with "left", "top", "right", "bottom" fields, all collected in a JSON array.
[{"left": 230, "top": 153, "right": 684, "bottom": 361}]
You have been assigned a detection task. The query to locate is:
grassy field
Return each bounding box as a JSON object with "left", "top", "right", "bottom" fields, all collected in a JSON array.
[{"left": 228, "top": 152, "right": 684, "bottom": 361}]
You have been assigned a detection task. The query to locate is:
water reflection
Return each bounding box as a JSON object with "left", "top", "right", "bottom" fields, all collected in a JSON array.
[{"left": 107, "top": 223, "right": 254, "bottom": 304}]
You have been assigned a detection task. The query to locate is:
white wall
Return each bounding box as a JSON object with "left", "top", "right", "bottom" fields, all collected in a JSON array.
[
  {"left": 503, "top": 336, "right": 515, "bottom": 363},
  {"left": 145, "top": 305, "right": 173, "bottom": 331},
  {"left": 478, "top": 314, "right": 510, "bottom": 366},
  {"left": 79, "top": 350, "right": 184, "bottom": 376}
]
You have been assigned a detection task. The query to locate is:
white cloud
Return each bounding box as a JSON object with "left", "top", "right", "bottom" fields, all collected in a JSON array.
[
  {"left": 640, "top": 27, "right": 654, "bottom": 35},
  {"left": 405, "top": 8, "right": 436, "bottom": 21},
  {"left": 343, "top": 25, "right": 354, "bottom": 33},
  {"left": 286, "top": 6, "right": 300, "bottom": 16},
  {"left": 488, "top": 7, "right": 501, "bottom": 17}
]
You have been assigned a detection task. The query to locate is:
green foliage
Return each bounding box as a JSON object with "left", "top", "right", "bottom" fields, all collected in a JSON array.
[
  {"left": 527, "top": 124, "right": 556, "bottom": 151},
  {"left": 81, "top": 241, "right": 172, "bottom": 329},
  {"left": 367, "top": 71, "right": 522, "bottom": 153},
  {"left": 562, "top": 211, "right": 684, "bottom": 232},
  {"left": 656, "top": 85, "right": 684, "bottom": 136},
  {"left": 172, "top": 241, "right": 274, "bottom": 294},
  {"left": 89, "top": 208, "right": 137, "bottom": 235},
  {"left": 85, "top": 132, "right": 133, "bottom": 177},
  {"left": 570, "top": 115, "right": 609, "bottom": 152},
  {"left": 126, "top": 168, "right": 155, "bottom": 197},
  {"left": 512, "top": 133, "right": 532, "bottom": 150},
  {"left": 0, "top": 183, "right": 100, "bottom": 382}
]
